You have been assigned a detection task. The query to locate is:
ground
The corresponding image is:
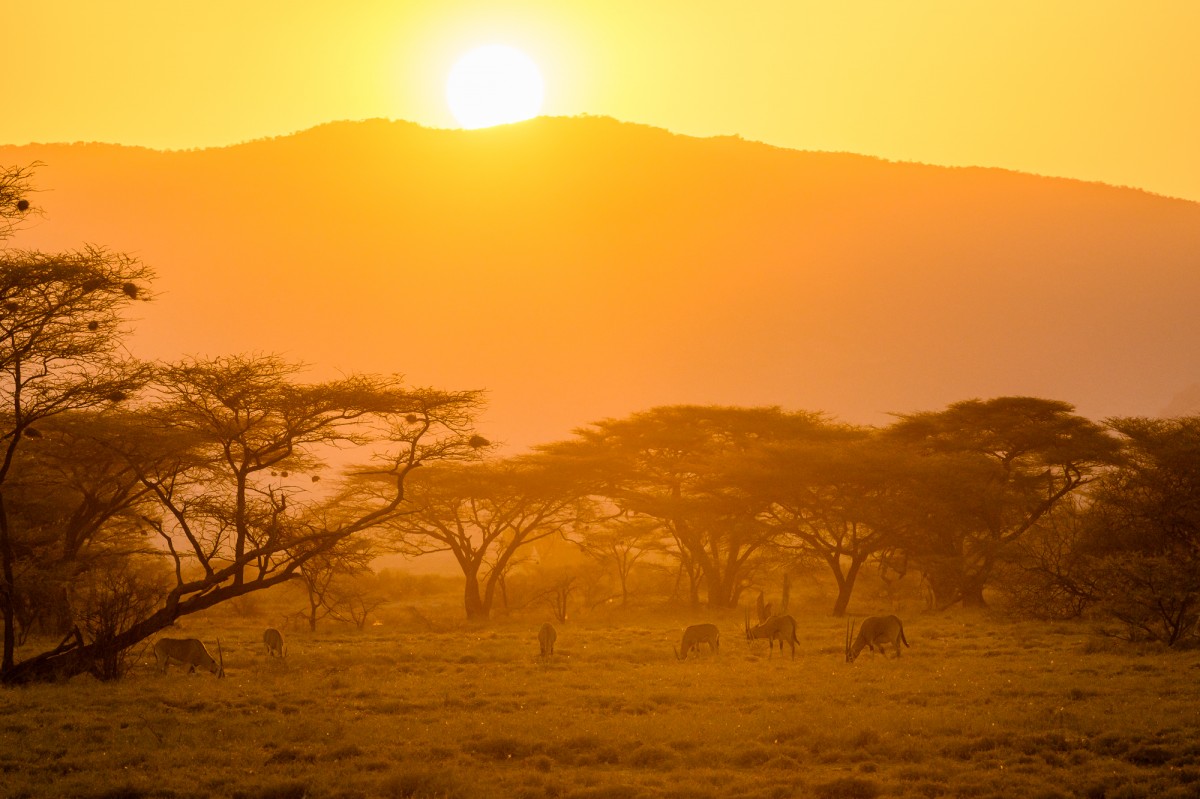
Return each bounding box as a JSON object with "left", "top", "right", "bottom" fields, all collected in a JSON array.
[{"left": 2, "top": 605, "right": 1198, "bottom": 799}]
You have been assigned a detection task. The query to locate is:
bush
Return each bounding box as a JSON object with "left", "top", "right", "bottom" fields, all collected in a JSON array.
[
  {"left": 813, "top": 777, "right": 881, "bottom": 799},
  {"left": 626, "top": 744, "right": 675, "bottom": 767},
  {"left": 379, "top": 770, "right": 464, "bottom": 799},
  {"left": 1092, "top": 556, "right": 1200, "bottom": 646}
]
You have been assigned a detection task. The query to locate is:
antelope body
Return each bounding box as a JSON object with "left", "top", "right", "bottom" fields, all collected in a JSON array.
[
  {"left": 153, "top": 637, "right": 225, "bottom": 677},
  {"left": 263, "top": 628, "right": 284, "bottom": 658},
  {"left": 538, "top": 623, "right": 557, "bottom": 657},
  {"left": 846, "top": 615, "right": 909, "bottom": 662},
  {"left": 745, "top": 612, "right": 800, "bottom": 659},
  {"left": 674, "top": 623, "right": 720, "bottom": 660}
]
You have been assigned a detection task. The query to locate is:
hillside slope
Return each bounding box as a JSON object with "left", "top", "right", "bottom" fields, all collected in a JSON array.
[{"left": 4, "top": 117, "right": 1199, "bottom": 447}]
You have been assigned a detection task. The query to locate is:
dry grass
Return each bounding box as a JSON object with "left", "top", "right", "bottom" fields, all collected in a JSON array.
[{"left": 3, "top": 605, "right": 1199, "bottom": 799}]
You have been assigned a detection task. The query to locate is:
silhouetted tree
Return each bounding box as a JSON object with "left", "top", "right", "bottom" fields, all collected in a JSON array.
[
  {"left": 327, "top": 570, "right": 390, "bottom": 631},
  {"left": 69, "top": 555, "right": 170, "bottom": 680},
  {"left": 294, "top": 537, "right": 376, "bottom": 632},
  {"left": 6, "top": 410, "right": 170, "bottom": 638},
  {"left": 543, "top": 406, "right": 825, "bottom": 608},
  {"left": 0, "top": 248, "right": 153, "bottom": 673},
  {"left": 995, "top": 498, "right": 1102, "bottom": 620},
  {"left": 379, "top": 457, "right": 588, "bottom": 620},
  {"left": 887, "top": 397, "right": 1121, "bottom": 608},
  {"left": 744, "top": 428, "right": 917, "bottom": 616},
  {"left": 1081, "top": 416, "right": 1200, "bottom": 644},
  {"left": 3, "top": 355, "right": 485, "bottom": 683},
  {"left": 571, "top": 512, "right": 666, "bottom": 606}
]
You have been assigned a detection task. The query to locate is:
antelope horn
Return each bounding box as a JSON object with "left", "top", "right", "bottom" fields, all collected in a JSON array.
[{"left": 216, "top": 637, "right": 226, "bottom": 678}]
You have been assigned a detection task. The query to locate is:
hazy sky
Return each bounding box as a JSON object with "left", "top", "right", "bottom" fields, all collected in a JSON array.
[{"left": 7, "top": 1, "right": 1200, "bottom": 201}]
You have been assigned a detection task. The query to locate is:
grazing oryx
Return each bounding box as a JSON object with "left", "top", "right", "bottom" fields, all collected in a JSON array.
[
  {"left": 745, "top": 611, "right": 800, "bottom": 660},
  {"left": 674, "top": 623, "right": 720, "bottom": 660},
  {"left": 153, "top": 637, "right": 225, "bottom": 677},
  {"left": 263, "top": 628, "right": 285, "bottom": 658},
  {"left": 846, "top": 615, "right": 909, "bottom": 662},
  {"left": 538, "top": 623, "right": 557, "bottom": 657}
]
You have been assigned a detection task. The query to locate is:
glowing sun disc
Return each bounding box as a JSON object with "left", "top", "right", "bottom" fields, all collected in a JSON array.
[{"left": 446, "top": 45, "right": 544, "bottom": 129}]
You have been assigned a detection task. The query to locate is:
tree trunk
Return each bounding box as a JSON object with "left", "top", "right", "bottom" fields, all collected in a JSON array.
[
  {"left": 463, "top": 574, "right": 488, "bottom": 620},
  {"left": 960, "top": 552, "right": 995, "bottom": 608},
  {"left": 3, "top": 604, "right": 179, "bottom": 684},
  {"left": 831, "top": 558, "right": 864, "bottom": 618},
  {"left": 920, "top": 556, "right": 966, "bottom": 611},
  {"left": 706, "top": 566, "right": 743, "bottom": 609},
  {"left": 704, "top": 570, "right": 732, "bottom": 609},
  {"left": 0, "top": 496, "right": 15, "bottom": 672},
  {"left": 705, "top": 594, "right": 739, "bottom": 609},
  {"left": 960, "top": 580, "right": 987, "bottom": 608},
  {"left": 680, "top": 560, "right": 701, "bottom": 608},
  {"left": 3, "top": 565, "right": 304, "bottom": 684}
]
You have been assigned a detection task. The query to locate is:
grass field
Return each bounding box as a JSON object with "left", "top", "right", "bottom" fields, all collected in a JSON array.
[{"left": 2, "top": 603, "right": 1199, "bottom": 799}]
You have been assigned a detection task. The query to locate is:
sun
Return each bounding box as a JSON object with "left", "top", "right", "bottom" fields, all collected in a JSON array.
[{"left": 446, "top": 45, "right": 544, "bottom": 129}]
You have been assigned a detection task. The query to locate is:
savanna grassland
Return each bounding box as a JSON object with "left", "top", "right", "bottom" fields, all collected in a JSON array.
[{"left": 2, "top": 601, "right": 1199, "bottom": 799}]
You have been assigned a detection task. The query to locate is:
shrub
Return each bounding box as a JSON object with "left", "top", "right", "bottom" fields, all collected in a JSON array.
[
  {"left": 379, "top": 769, "right": 464, "bottom": 799},
  {"left": 730, "top": 747, "right": 771, "bottom": 767},
  {"left": 812, "top": 777, "right": 881, "bottom": 799},
  {"left": 627, "top": 745, "right": 675, "bottom": 767},
  {"left": 469, "top": 736, "right": 536, "bottom": 760},
  {"left": 232, "top": 782, "right": 309, "bottom": 799}
]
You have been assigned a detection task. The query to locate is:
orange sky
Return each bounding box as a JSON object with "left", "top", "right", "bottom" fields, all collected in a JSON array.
[{"left": 7, "top": 1, "right": 1200, "bottom": 202}]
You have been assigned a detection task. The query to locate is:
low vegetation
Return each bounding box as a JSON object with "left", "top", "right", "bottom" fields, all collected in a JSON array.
[{"left": 3, "top": 598, "right": 1199, "bottom": 799}]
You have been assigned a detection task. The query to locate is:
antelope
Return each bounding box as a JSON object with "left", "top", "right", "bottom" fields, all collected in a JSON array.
[
  {"left": 153, "top": 637, "right": 225, "bottom": 677},
  {"left": 745, "top": 611, "right": 800, "bottom": 660},
  {"left": 538, "top": 622, "right": 557, "bottom": 657},
  {"left": 674, "top": 623, "right": 720, "bottom": 660},
  {"left": 263, "top": 628, "right": 285, "bottom": 658},
  {"left": 845, "top": 615, "right": 909, "bottom": 662}
]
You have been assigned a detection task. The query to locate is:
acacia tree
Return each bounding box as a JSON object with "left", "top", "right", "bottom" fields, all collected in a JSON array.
[
  {"left": 571, "top": 512, "right": 665, "bottom": 606},
  {"left": 3, "top": 354, "right": 485, "bottom": 683},
  {"left": 995, "top": 497, "right": 1103, "bottom": 620},
  {"left": 294, "top": 535, "right": 377, "bottom": 631},
  {"left": 0, "top": 248, "right": 153, "bottom": 674},
  {"left": 748, "top": 430, "right": 921, "bottom": 616},
  {"left": 326, "top": 570, "right": 390, "bottom": 631},
  {"left": 1077, "top": 416, "right": 1200, "bottom": 645},
  {"left": 380, "top": 456, "right": 589, "bottom": 620},
  {"left": 6, "top": 410, "right": 167, "bottom": 638},
  {"left": 886, "top": 397, "right": 1121, "bottom": 608},
  {"left": 1001, "top": 416, "right": 1200, "bottom": 643},
  {"left": 543, "top": 406, "right": 825, "bottom": 608}
]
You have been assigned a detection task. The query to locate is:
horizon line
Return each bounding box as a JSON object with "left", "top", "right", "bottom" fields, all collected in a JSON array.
[{"left": 1, "top": 114, "right": 1194, "bottom": 205}]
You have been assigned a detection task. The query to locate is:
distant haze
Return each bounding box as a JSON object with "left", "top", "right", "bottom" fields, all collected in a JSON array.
[{"left": 4, "top": 117, "right": 1199, "bottom": 448}]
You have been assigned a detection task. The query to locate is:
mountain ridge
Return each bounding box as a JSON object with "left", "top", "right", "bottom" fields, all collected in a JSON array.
[
  {"left": 16, "top": 115, "right": 1196, "bottom": 205},
  {"left": 3, "top": 116, "right": 1198, "bottom": 448}
]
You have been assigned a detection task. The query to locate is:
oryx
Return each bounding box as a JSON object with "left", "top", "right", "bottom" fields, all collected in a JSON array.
[
  {"left": 263, "top": 628, "right": 285, "bottom": 658},
  {"left": 674, "top": 623, "right": 720, "bottom": 660},
  {"left": 153, "top": 637, "right": 225, "bottom": 677},
  {"left": 745, "top": 611, "right": 800, "bottom": 660},
  {"left": 845, "top": 615, "right": 909, "bottom": 662},
  {"left": 538, "top": 622, "right": 557, "bottom": 657}
]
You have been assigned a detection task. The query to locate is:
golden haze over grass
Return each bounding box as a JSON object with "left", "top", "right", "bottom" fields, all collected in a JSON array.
[{"left": 2, "top": 603, "right": 1198, "bottom": 798}]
